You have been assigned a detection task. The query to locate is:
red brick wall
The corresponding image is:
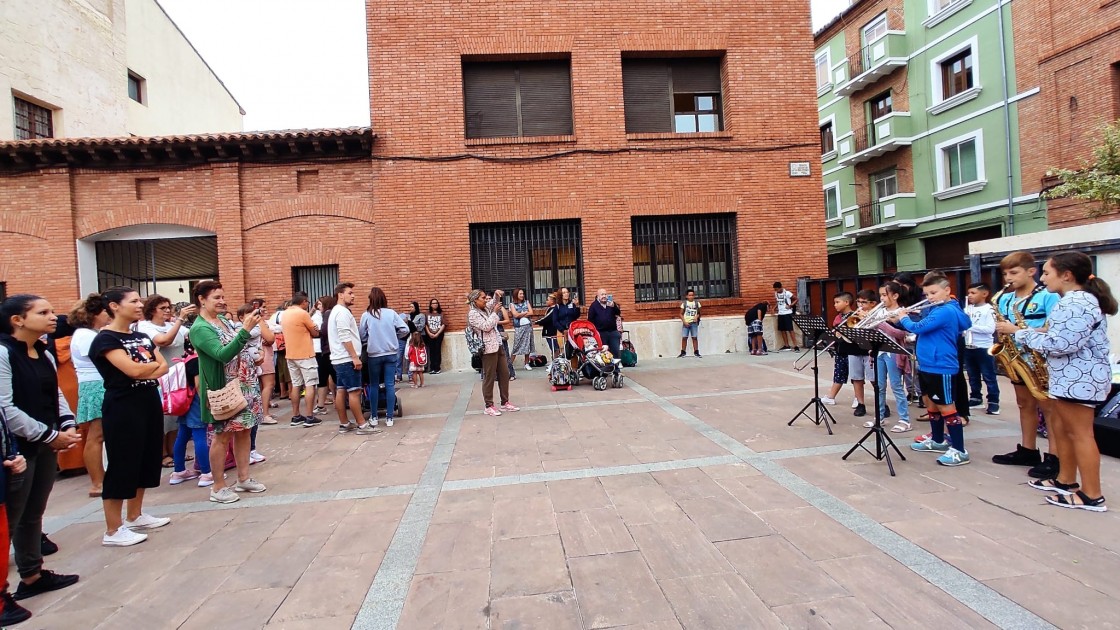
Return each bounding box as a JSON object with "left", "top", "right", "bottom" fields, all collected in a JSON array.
[{"left": 1013, "top": 0, "right": 1120, "bottom": 228}]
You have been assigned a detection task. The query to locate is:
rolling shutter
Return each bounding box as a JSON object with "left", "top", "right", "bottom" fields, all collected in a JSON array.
[
  {"left": 622, "top": 60, "right": 672, "bottom": 133},
  {"left": 519, "top": 61, "right": 573, "bottom": 137},
  {"left": 463, "top": 62, "right": 519, "bottom": 138},
  {"left": 670, "top": 58, "right": 722, "bottom": 93}
]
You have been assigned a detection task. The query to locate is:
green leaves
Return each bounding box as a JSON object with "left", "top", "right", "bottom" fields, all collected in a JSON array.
[{"left": 1045, "top": 120, "right": 1120, "bottom": 218}]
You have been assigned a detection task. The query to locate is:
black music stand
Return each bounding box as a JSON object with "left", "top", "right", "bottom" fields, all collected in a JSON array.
[
  {"left": 787, "top": 315, "right": 837, "bottom": 434},
  {"left": 841, "top": 326, "right": 908, "bottom": 476}
]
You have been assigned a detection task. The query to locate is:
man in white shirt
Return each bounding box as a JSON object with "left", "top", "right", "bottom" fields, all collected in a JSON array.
[
  {"left": 328, "top": 283, "right": 366, "bottom": 429},
  {"left": 963, "top": 282, "right": 999, "bottom": 415},
  {"left": 773, "top": 281, "right": 799, "bottom": 351}
]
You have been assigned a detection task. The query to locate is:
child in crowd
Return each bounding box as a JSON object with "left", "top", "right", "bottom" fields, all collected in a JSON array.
[
  {"left": 1003, "top": 251, "right": 1115, "bottom": 512},
  {"left": 846, "top": 290, "right": 877, "bottom": 417},
  {"left": 963, "top": 282, "right": 1000, "bottom": 415},
  {"left": 773, "top": 282, "right": 799, "bottom": 351},
  {"left": 895, "top": 275, "right": 972, "bottom": 466},
  {"left": 407, "top": 331, "right": 427, "bottom": 388},
  {"left": 679, "top": 290, "right": 702, "bottom": 358},
  {"left": 744, "top": 302, "right": 768, "bottom": 355},
  {"left": 821, "top": 292, "right": 853, "bottom": 405},
  {"left": 169, "top": 340, "right": 213, "bottom": 487}
]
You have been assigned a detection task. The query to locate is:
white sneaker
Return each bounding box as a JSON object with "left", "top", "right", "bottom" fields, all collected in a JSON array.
[
  {"left": 820, "top": 397, "right": 836, "bottom": 405},
  {"left": 209, "top": 487, "right": 240, "bottom": 503},
  {"left": 851, "top": 399, "right": 860, "bottom": 409},
  {"left": 525, "top": 364, "right": 533, "bottom": 371},
  {"left": 123, "top": 513, "right": 170, "bottom": 530},
  {"left": 197, "top": 473, "right": 215, "bottom": 487},
  {"left": 249, "top": 450, "right": 266, "bottom": 465},
  {"left": 357, "top": 422, "right": 383, "bottom": 435},
  {"left": 234, "top": 478, "right": 267, "bottom": 493},
  {"left": 386, "top": 418, "right": 394, "bottom": 427},
  {"left": 103, "top": 526, "right": 147, "bottom": 547}
]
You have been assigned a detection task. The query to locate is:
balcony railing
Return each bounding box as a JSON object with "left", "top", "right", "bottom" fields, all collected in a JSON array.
[
  {"left": 837, "top": 114, "right": 912, "bottom": 167},
  {"left": 836, "top": 33, "right": 908, "bottom": 96},
  {"left": 858, "top": 202, "right": 883, "bottom": 229},
  {"left": 849, "top": 195, "right": 918, "bottom": 235}
]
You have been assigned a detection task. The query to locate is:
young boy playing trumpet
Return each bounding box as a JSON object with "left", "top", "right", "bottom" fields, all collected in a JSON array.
[{"left": 891, "top": 275, "right": 973, "bottom": 466}]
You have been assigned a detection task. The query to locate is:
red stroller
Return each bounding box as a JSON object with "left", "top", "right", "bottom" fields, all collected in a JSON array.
[{"left": 564, "top": 321, "right": 624, "bottom": 390}]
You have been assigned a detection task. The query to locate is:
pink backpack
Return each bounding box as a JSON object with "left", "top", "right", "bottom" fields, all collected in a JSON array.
[{"left": 159, "top": 354, "right": 196, "bottom": 416}]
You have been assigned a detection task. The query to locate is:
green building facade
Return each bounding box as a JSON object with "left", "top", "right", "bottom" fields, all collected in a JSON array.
[{"left": 814, "top": 0, "right": 1046, "bottom": 276}]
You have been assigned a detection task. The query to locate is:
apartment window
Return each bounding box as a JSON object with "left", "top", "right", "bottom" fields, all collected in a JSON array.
[
  {"left": 820, "top": 122, "right": 835, "bottom": 155},
  {"left": 622, "top": 57, "right": 723, "bottom": 134},
  {"left": 824, "top": 185, "right": 841, "bottom": 221},
  {"left": 291, "top": 265, "right": 339, "bottom": 305},
  {"left": 815, "top": 53, "right": 831, "bottom": 91},
  {"left": 632, "top": 214, "right": 737, "bottom": 302},
  {"left": 940, "top": 50, "right": 973, "bottom": 100},
  {"left": 13, "top": 96, "right": 53, "bottom": 140},
  {"left": 869, "top": 91, "right": 893, "bottom": 120},
  {"left": 932, "top": 0, "right": 956, "bottom": 10},
  {"left": 863, "top": 13, "right": 889, "bottom": 46},
  {"left": 871, "top": 168, "right": 898, "bottom": 202},
  {"left": 934, "top": 130, "right": 986, "bottom": 197},
  {"left": 127, "top": 71, "right": 146, "bottom": 104},
  {"left": 469, "top": 220, "right": 582, "bottom": 307},
  {"left": 943, "top": 138, "right": 978, "bottom": 187},
  {"left": 462, "top": 60, "right": 573, "bottom": 139}
]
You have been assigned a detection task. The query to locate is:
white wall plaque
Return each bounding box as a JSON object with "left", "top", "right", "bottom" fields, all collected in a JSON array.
[{"left": 789, "top": 162, "right": 811, "bottom": 177}]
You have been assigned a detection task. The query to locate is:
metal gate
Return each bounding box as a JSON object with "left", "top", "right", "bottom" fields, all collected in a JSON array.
[
  {"left": 292, "top": 265, "right": 339, "bottom": 305},
  {"left": 469, "top": 220, "right": 583, "bottom": 307},
  {"left": 95, "top": 237, "right": 218, "bottom": 296}
]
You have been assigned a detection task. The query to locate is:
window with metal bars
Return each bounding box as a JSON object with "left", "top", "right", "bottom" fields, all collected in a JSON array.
[
  {"left": 631, "top": 215, "right": 737, "bottom": 302},
  {"left": 469, "top": 221, "right": 582, "bottom": 307},
  {"left": 462, "top": 60, "right": 573, "bottom": 139},
  {"left": 621, "top": 57, "right": 724, "bottom": 134},
  {"left": 13, "top": 97, "right": 53, "bottom": 140},
  {"left": 292, "top": 265, "right": 340, "bottom": 306}
]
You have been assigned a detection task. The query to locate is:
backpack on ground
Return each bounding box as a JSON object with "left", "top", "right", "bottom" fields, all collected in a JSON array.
[
  {"left": 620, "top": 334, "right": 638, "bottom": 368},
  {"left": 159, "top": 354, "right": 196, "bottom": 416},
  {"left": 528, "top": 354, "right": 548, "bottom": 368}
]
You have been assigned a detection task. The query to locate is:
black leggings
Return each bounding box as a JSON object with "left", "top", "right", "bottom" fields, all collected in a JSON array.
[{"left": 424, "top": 333, "right": 444, "bottom": 371}]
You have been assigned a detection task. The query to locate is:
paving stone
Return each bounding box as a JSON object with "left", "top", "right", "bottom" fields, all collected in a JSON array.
[
  {"left": 675, "top": 493, "right": 773, "bottom": 542},
  {"left": 568, "top": 551, "right": 677, "bottom": 629},
  {"left": 714, "top": 474, "right": 810, "bottom": 512},
  {"left": 755, "top": 506, "right": 878, "bottom": 561},
  {"left": 716, "top": 536, "right": 849, "bottom": 606},
  {"left": 659, "top": 572, "right": 786, "bottom": 629},
  {"left": 628, "top": 519, "right": 734, "bottom": 579},
  {"left": 431, "top": 488, "right": 494, "bottom": 524},
  {"left": 271, "top": 551, "right": 382, "bottom": 622},
  {"left": 493, "top": 495, "right": 559, "bottom": 540},
  {"left": 491, "top": 534, "right": 572, "bottom": 598},
  {"left": 179, "top": 586, "right": 289, "bottom": 630},
  {"left": 415, "top": 520, "right": 492, "bottom": 574},
  {"left": 985, "top": 569, "right": 1120, "bottom": 629},
  {"left": 489, "top": 591, "right": 583, "bottom": 630},
  {"left": 264, "top": 615, "right": 359, "bottom": 629},
  {"left": 772, "top": 596, "right": 892, "bottom": 629},
  {"left": 556, "top": 507, "right": 637, "bottom": 557},
  {"left": 396, "top": 569, "right": 491, "bottom": 630},
  {"left": 92, "top": 565, "right": 237, "bottom": 629},
  {"left": 883, "top": 516, "right": 1051, "bottom": 581},
  {"left": 548, "top": 477, "right": 612, "bottom": 512},
  {"left": 223, "top": 533, "right": 329, "bottom": 590}
]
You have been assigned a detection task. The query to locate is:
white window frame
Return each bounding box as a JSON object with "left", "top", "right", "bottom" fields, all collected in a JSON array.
[
  {"left": 924, "top": 0, "right": 973, "bottom": 29},
  {"left": 863, "top": 13, "right": 889, "bottom": 47},
  {"left": 929, "top": 36, "right": 981, "bottom": 115},
  {"left": 820, "top": 113, "right": 837, "bottom": 162},
  {"left": 815, "top": 51, "right": 833, "bottom": 95},
  {"left": 933, "top": 129, "right": 986, "bottom": 199},
  {"left": 824, "top": 181, "right": 842, "bottom": 222}
]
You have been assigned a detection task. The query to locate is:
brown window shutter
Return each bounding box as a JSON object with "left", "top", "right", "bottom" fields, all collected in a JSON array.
[
  {"left": 518, "top": 61, "right": 573, "bottom": 137},
  {"left": 622, "top": 60, "right": 672, "bottom": 133},
  {"left": 670, "top": 58, "right": 722, "bottom": 93},
  {"left": 463, "top": 63, "right": 519, "bottom": 138}
]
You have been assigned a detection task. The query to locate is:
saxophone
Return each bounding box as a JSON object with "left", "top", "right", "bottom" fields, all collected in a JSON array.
[{"left": 988, "top": 283, "right": 1049, "bottom": 401}]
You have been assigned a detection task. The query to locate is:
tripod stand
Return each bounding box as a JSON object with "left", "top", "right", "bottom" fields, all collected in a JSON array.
[
  {"left": 787, "top": 315, "right": 836, "bottom": 435},
  {"left": 841, "top": 327, "right": 907, "bottom": 476}
]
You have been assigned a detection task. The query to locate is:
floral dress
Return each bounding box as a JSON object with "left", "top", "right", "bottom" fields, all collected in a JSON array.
[{"left": 210, "top": 317, "right": 263, "bottom": 434}]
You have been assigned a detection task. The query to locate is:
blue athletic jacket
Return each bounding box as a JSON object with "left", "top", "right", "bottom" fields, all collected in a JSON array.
[{"left": 897, "top": 301, "right": 971, "bottom": 375}]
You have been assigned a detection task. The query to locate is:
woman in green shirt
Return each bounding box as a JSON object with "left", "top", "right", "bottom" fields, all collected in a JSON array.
[{"left": 188, "top": 281, "right": 267, "bottom": 504}]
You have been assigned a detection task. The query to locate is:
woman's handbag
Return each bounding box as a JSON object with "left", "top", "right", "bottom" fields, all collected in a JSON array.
[{"left": 206, "top": 375, "right": 248, "bottom": 421}]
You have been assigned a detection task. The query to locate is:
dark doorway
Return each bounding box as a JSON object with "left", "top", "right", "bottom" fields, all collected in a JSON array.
[
  {"left": 828, "top": 251, "right": 859, "bottom": 277},
  {"left": 95, "top": 236, "right": 218, "bottom": 297},
  {"left": 923, "top": 226, "right": 1002, "bottom": 269}
]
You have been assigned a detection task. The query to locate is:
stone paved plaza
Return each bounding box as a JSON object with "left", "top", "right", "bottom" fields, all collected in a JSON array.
[{"left": 23, "top": 352, "right": 1120, "bottom": 629}]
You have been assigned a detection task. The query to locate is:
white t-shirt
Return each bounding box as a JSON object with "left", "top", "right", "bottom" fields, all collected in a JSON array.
[
  {"left": 775, "top": 290, "right": 794, "bottom": 315},
  {"left": 71, "top": 327, "right": 101, "bottom": 383},
  {"left": 329, "top": 304, "right": 360, "bottom": 364},
  {"left": 311, "top": 310, "right": 323, "bottom": 354},
  {"left": 137, "top": 319, "right": 188, "bottom": 361}
]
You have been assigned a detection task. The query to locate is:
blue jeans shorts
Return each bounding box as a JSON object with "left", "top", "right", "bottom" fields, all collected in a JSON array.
[
  {"left": 333, "top": 361, "right": 362, "bottom": 392},
  {"left": 682, "top": 322, "right": 699, "bottom": 338}
]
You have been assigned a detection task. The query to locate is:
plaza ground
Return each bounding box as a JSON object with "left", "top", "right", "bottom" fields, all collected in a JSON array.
[{"left": 24, "top": 351, "right": 1120, "bottom": 629}]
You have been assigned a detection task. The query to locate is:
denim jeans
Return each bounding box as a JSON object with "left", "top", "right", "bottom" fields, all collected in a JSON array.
[
  {"left": 396, "top": 337, "right": 407, "bottom": 381},
  {"left": 366, "top": 353, "right": 397, "bottom": 420},
  {"left": 173, "top": 424, "right": 211, "bottom": 474},
  {"left": 875, "top": 352, "right": 909, "bottom": 423},
  {"left": 963, "top": 347, "right": 1000, "bottom": 404}
]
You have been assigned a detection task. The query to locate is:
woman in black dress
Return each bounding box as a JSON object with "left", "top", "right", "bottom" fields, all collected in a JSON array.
[{"left": 89, "top": 287, "right": 169, "bottom": 547}]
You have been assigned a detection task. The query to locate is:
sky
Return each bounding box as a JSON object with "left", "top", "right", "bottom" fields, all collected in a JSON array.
[{"left": 160, "top": 0, "right": 851, "bottom": 132}]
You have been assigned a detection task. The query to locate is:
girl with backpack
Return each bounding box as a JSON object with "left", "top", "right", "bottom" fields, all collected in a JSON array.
[{"left": 407, "top": 331, "right": 428, "bottom": 388}]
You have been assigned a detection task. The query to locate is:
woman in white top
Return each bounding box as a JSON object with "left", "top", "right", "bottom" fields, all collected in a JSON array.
[
  {"left": 69, "top": 294, "right": 111, "bottom": 497},
  {"left": 136, "top": 295, "right": 195, "bottom": 468}
]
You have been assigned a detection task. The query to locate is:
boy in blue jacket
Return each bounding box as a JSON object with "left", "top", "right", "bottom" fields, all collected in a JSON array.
[{"left": 891, "top": 275, "right": 973, "bottom": 466}]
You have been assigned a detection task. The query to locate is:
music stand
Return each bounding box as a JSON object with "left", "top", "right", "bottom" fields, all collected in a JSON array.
[
  {"left": 841, "top": 326, "right": 908, "bottom": 476},
  {"left": 787, "top": 315, "right": 837, "bottom": 434}
]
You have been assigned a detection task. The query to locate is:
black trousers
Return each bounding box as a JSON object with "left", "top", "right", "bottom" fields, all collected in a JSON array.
[{"left": 424, "top": 333, "right": 444, "bottom": 371}]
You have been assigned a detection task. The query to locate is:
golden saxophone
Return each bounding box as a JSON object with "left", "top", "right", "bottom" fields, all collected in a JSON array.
[{"left": 988, "top": 283, "right": 1049, "bottom": 401}]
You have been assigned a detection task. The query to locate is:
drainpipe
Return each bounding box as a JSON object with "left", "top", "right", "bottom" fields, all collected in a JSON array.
[{"left": 996, "top": 0, "right": 1015, "bottom": 235}]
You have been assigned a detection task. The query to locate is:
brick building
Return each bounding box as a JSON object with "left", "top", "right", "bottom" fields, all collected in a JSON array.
[
  {"left": 0, "top": 0, "right": 825, "bottom": 358},
  {"left": 1012, "top": 0, "right": 1120, "bottom": 228}
]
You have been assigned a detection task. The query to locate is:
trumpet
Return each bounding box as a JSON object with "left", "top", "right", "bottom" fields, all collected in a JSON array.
[{"left": 792, "top": 299, "right": 937, "bottom": 371}]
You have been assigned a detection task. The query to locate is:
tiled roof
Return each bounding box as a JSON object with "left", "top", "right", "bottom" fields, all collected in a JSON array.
[{"left": 0, "top": 127, "right": 374, "bottom": 172}]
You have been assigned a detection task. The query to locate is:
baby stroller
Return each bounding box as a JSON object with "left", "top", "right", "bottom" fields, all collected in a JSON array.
[{"left": 565, "top": 321, "right": 624, "bottom": 391}]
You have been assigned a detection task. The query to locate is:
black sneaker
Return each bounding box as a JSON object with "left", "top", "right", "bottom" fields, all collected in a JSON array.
[
  {"left": 992, "top": 444, "right": 1042, "bottom": 466},
  {"left": 0, "top": 591, "right": 31, "bottom": 625},
  {"left": 1028, "top": 453, "right": 1060, "bottom": 479},
  {"left": 677, "top": 352, "right": 686, "bottom": 358},
  {"left": 290, "top": 416, "right": 305, "bottom": 427},
  {"left": 792, "top": 346, "right": 800, "bottom": 352},
  {"left": 779, "top": 346, "right": 792, "bottom": 352},
  {"left": 694, "top": 352, "right": 702, "bottom": 358},
  {"left": 13, "top": 569, "right": 79, "bottom": 600},
  {"left": 301, "top": 416, "right": 323, "bottom": 428},
  {"left": 986, "top": 403, "right": 1000, "bottom": 415},
  {"left": 40, "top": 533, "right": 58, "bottom": 557},
  {"left": 916, "top": 399, "right": 926, "bottom": 409},
  {"left": 968, "top": 398, "right": 983, "bottom": 408},
  {"left": 853, "top": 404, "right": 867, "bottom": 417}
]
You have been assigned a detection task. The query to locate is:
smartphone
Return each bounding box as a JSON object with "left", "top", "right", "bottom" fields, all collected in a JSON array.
[
  {"left": 253, "top": 308, "right": 262, "bottom": 316},
  {"left": 608, "top": 294, "right": 613, "bottom": 302}
]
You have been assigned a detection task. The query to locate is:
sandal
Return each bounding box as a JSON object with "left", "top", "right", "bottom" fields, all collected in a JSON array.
[
  {"left": 161, "top": 456, "right": 174, "bottom": 468},
  {"left": 917, "top": 413, "right": 931, "bottom": 421},
  {"left": 890, "top": 422, "right": 912, "bottom": 433},
  {"left": 1028, "top": 478, "right": 1080, "bottom": 495},
  {"left": 1046, "top": 491, "right": 1107, "bottom": 512},
  {"left": 88, "top": 488, "right": 102, "bottom": 498},
  {"left": 862, "top": 419, "right": 879, "bottom": 428}
]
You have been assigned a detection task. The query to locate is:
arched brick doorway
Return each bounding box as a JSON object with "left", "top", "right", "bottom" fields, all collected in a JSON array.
[{"left": 77, "top": 224, "right": 218, "bottom": 300}]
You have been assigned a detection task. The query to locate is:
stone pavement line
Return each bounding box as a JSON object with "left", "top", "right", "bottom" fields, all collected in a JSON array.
[
  {"left": 352, "top": 381, "right": 474, "bottom": 630},
  {"left": 443, "top": 455, "right": 741, "bottom": 491},
  {"left": 624, "top": 378, "right": 1056, "bottom": 630}
]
